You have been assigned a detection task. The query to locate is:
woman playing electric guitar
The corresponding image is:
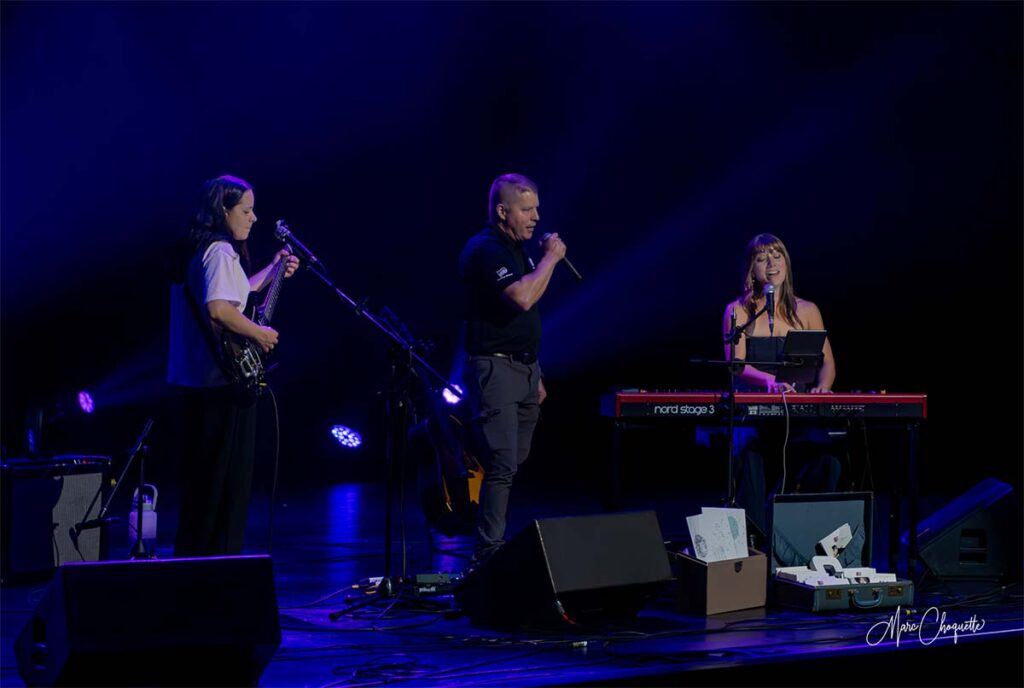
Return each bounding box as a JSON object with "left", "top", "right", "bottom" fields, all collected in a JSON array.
[{"left": 167, "top": 174, "right": 299, "bottom": 557}]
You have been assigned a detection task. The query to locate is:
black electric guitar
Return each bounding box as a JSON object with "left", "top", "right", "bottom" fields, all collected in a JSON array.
[{"left": 220, "top": 222, "right": 292, "bottom": 396}]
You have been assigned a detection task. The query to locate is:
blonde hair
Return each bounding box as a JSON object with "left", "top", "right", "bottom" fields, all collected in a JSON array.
[{"left": 488, "top": 173, "right": 537, "bottom": 225}]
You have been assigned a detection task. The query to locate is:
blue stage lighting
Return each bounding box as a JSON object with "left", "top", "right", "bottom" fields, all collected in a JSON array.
[
  {"left": 77, "top": 390, "right": 95, "bottom": 414},
  {"left": 330, "top": 425, "right": 363, "bottom": 449},
  {"left": 442, "top": 385, "right": 463, "bottom": 406}
]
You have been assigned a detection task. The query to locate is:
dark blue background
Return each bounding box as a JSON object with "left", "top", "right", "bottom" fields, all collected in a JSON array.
[{"left": 3, "top": 2, "right": 1020, "bottom": 495}]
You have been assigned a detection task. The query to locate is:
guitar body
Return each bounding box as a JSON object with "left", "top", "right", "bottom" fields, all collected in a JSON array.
[
  {"left": 219, "top": 228, "right": 292, "bottom": 396},
  {"left": 414, "top": 405, "right": 485, "bottom": 537},
  {"left": 220, "top": 297, "right": 267, "bottom": 397}
]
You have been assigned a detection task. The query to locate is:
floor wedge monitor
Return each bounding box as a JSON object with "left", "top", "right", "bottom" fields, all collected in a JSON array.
[
  {"left": 15, "top": 555, "right": 281, "bottom": 686},
  {"left": 456, "top": 511, "right": 672, "bottom": 628}
]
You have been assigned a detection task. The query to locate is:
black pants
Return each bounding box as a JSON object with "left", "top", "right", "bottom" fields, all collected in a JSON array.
[
  {"left": 734, "top": 428, "right": 842, "bottom": 538},
  {"left": 464, "top": 356, "right": 542, "bottom": 563},
  {"left": 175, "top": 385, "right": 257, "bottom": 557}
]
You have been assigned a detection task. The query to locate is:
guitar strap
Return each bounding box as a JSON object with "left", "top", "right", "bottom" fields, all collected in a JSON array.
[{"left": 181, "top": 281, "right": 240, "bottom": 385}]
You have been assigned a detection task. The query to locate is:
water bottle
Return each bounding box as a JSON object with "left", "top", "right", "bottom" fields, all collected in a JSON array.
[{"left": 129, "top": 484, "right": 158, "bottom": 553}]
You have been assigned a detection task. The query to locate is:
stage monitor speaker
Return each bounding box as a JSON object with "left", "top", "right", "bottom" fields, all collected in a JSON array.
[
  {"left": 1, "top": 456, "right": 111, "bottom": 583},
  {"left": 15, "top": 555, "right": 281, "bottom": 686},
  {"left": 911, "top": 478, "right": 1022, "bottom": 581},
  {"left": 455, "top": 511, "right": 672, "bottom": 628}
]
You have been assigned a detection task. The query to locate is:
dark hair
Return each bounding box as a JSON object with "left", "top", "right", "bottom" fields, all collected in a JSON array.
[
  {"left": 168, "top": 175, "right": 252, "bottom": 282},
  {"left": 739, "top": 233, "right": 803, "bottom": 329},
  {"left": 488, "top": 173, "right": 538, "bottom": 225}
]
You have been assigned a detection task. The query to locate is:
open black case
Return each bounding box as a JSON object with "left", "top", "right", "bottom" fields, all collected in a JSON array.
[{"left": 769, "top": 492, "right": 914, "bottom": 612}]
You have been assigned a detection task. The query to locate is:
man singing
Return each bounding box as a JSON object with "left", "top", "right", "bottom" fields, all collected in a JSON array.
[{"left": 459, "top": 173, "right": 567, "bottom": 566}]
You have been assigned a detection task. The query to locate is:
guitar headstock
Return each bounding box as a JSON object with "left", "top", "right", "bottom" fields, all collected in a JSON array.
[{"left": 274, "top": 219, "right": 290, "bottom": 242}]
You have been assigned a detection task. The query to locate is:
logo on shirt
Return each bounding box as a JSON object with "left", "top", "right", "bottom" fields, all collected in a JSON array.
[{"left": 496, "top": 267, "right": 510, "bottom": 279}]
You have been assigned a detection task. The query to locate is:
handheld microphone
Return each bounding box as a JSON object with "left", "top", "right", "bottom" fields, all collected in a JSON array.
[
  {"left": 274, "top": 220, "right": 319, "bottom": 265},
  {"left": 540, "top": 233, "right": 583, "bottom": 282},
  {"left": 763, "top": 283, "right": 775, "bottom": 336}
]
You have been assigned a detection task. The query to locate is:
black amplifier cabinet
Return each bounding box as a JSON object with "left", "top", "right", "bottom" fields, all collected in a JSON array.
[{"left": 2, "top": 456, "right": 111, "bottom": 583}]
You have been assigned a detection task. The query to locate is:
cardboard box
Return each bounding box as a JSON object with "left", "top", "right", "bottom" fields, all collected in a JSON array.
[{"left": 677, "top": 548, "right": 767, "bottom": 615}]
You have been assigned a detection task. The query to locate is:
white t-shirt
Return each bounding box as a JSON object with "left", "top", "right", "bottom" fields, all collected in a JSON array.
[{"left": 167, "top": 241, "right": 252, "bottom": 387}]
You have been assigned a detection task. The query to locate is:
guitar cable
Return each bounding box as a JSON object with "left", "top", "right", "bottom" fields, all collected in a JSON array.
[
  {"left": 266, "top": 385, "right": 281, "bottom": 555},
  {"left": 780, "top": 389, "right": 790, "bottom": 494}
]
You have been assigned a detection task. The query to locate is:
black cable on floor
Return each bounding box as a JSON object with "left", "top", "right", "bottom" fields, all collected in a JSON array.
[{"left": 266, "top": 385, "right": 282, "bottom": 555}]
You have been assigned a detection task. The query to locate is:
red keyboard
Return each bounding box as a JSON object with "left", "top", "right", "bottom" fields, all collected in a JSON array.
[{"left": 601, "top": 391, "right": 927, "bottom": 420}]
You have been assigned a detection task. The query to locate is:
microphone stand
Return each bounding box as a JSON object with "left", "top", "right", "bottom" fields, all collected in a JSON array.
[
  {"left": 299, "top": 259, "right": 461, "bottom": 595},
  {"left": 726, "top": 309, "right": 740, "bottom": 506},
  {"left": 129, "top": 443, "right": 153, "bottom": 559},
  {"left": 693, "top": 303, "right": 811, "bottom": 547},
  {"left": 691, "top": 303, "right": 772, "bottom": 506},
  {"left": 72, "top": 418, "right": 154, "bottom": 555},
  {"left": 722, "top": 307, "right": 761, "bottom": 507}
]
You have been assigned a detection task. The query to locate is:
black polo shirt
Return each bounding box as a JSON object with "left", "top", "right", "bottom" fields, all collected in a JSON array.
[{"left": 460, "top": 226, "right": 541, "bottom": 358}]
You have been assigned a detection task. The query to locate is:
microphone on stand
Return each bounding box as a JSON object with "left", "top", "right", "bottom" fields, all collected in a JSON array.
[
  {"left": 70, "top": 418, "right": 153, "bottom": 545},
  {"left": 540, "top": 233, "right": 583, "bottom": 282},
  {"left": 764, "top": 283, "right": 775, "bottom": 336},
  {"left": 72, "top": 517, "right": 120, "bottom": 535},
  {"left": 274, "top": 220, "right": 320, "bottom": 265},
  {"left": 70, "top": 516, "right": 121, "bottom": 546},
  {"left": 128, "top": 418, "right": 154, "bottom": 460}
]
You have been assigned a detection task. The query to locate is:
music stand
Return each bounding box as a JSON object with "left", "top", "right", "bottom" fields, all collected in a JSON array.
[{"left": 774, "top": 330, "right": 827, "bottom": 386}]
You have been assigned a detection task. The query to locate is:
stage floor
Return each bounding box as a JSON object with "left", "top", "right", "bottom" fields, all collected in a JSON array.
[{"left": 2, "top": 481, "right": 1022, "bottom": 686}]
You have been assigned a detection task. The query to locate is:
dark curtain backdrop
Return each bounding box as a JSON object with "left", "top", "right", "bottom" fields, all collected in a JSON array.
[{"left": 3, "top": 2, "right": 1020, "bottom": 498}]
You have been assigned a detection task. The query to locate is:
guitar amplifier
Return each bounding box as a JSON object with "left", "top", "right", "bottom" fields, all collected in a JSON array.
[{"left": 1, "top": 456, "right": 111, "bottom": 583}]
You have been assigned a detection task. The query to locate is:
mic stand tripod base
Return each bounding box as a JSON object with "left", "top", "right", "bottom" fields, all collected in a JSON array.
[
  {"left": 129, "top": 444, "right": 155, "bottom": 560},
  {"left": 377, "top": 576, "right": 402, "bottom": 598},
  {"left": 327, "top": 576, "right": 404, "bottom": 621}
]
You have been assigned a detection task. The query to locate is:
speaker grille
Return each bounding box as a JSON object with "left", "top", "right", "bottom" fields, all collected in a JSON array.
[
  {"left": 2, "top": 457, "right": 109, "bottom": 582},
  {"left": 913, "top": 478, "right": 1021, "bottom": 580}
]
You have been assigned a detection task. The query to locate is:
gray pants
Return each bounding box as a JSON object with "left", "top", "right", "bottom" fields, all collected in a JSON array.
[{"left": 464, "top": 355, "right": 542, "bottom": 562}]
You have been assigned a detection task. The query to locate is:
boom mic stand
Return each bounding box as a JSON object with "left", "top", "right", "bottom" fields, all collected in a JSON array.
[
  {"left": 690, "top": 303, "right": 779, "bottom": 505},
  {"left": 691, "top": 305, "right": 810, "bottom": 547},
  {"left": 129, "top": 443, "right": 154, "bottom": 560},
  {"left": 723, "top": 307, "right": 757, "bottom": 507},
  {"left": 72, "top": 418, "right": 154, "bottom": 556},
  {"left": 298, "top": 258, "right": 462, "bottom": 596}
]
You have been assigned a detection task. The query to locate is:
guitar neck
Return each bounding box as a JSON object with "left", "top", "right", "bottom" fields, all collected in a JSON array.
[{"left": 257, "top": 261, "right": 288, "bottom": 325}]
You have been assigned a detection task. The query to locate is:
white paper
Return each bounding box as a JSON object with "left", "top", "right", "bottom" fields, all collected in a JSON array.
[
  {"left": 817, "top": 523, "right": 853, "bottom": 557},
  {"left": 687, "top": 507, "right": 748, "bottom": 563},
  {"left": 810, "top": 555, "right": 844, "bottom": 575},
  {"left": 701, "top": 507, "right": 748, "bottom": 560}
]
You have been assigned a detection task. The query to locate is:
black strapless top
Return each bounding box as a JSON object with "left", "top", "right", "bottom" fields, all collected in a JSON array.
[
  {"left": 745, "top": 336, "right": 785, "bottom": 371},
  {"left": 742, "top": 336, "right": 812, "bottom": 392}
]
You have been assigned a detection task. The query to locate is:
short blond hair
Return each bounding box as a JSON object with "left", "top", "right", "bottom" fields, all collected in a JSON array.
[{"left": 488, "top": 173, "right": 538, "bottom": 225}]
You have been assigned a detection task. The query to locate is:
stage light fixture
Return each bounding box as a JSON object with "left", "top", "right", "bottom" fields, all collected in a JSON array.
[
  {"left": 77, "top": 391, "right": 95, "bottom": 414},
  {"left": 24, "top": 389, "right": 99, "bottom": 455},
  {"left": 330, "top": 425, "right": 363, "bottom": 449},
  {"left": 442, "top": 385, "right": 463, "bottom": 406}
]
